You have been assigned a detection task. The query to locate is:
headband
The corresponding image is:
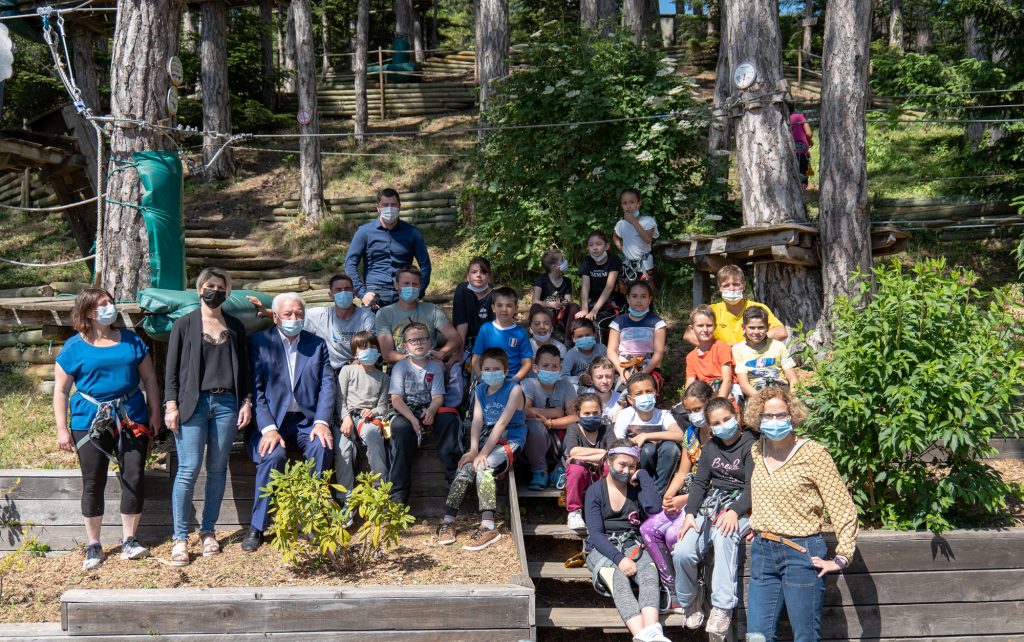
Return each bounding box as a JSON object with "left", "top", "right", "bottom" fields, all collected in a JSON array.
[{"left": 608, "top": 446, "right": 640, "bottom": 460}]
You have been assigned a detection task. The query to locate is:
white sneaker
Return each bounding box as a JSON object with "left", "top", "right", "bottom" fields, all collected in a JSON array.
[
  {"left": 706, "top": 606, "right": 732, "bottom": 638},
  {"left": 632, "top": 623, "right": 670, "bottom": 642},
  {"left": 567, "top": 509, "right": 586, "bottom": 533},
  {"left": 683, "top": 602, "right": 705, "bottom": 629},
  {"left": 119, "top": 537, "right": 149, "bottom": 560},
  {"left": 82, "top": 543, "right": 105, "bottom": 570}
]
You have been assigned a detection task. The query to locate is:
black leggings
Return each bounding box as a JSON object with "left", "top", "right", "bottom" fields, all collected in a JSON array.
[{"left": 72, "top": 429, "right": 148, "bottom": 517}]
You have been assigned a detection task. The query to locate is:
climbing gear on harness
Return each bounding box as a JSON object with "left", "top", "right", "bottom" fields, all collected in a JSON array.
[
  {"left": 589, "top": 530, "right": 644, "bottom": 597},
  {"left": 75, "top": 392, "right": 150, "bottom": 466}
]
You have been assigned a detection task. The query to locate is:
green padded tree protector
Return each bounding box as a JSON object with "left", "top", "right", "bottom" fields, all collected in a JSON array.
[
  {"left": 138, "top": 288, "right": 274, "bottom": 341},
  {"left": 134, "top": 150, "right": 186, "bottom": 292}
]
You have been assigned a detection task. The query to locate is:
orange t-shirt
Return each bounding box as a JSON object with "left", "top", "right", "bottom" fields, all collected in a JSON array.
[{"left": 685, "top": 340, "right": 734, "bottom": 384}]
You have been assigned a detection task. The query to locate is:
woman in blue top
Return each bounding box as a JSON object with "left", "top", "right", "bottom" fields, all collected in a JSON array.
[
  {"left": 54, "top": 288, "right": 161, "bottom": 571},
  {"left": 437, "top": 347, "right": 525, "bottom": 552}
]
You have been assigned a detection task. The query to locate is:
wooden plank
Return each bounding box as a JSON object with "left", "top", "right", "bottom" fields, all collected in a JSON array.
[
  {"left": 0, "top": 623, "right": 531, "bottom": 641},
  {"left": 62, "top": 593, "right": 532, "bottom": 635},
  {"left": 505, "top": 468, "right": 534, "bottom": 590},
  {"left": 537, "top": 607, "right": 684, "bottom": 628},
  {"left": 516, "top": 487, "right": 560, "bottom": 499},
  {"left": 661, "top": 228, "right": 800, "bottom": 261},
  {"left": 989, "top": 438, "right": 1024, "bottom": 459},
  {"left": 768, "top": 244, "right": 820, "bottom": 267}
]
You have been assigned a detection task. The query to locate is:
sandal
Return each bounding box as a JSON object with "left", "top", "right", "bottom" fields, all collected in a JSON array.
[
  {"left": 170, "top": 540, "right": 190, "bottom": 567},
  {"left": 200, "top": 532, "right": 220, "bottom": 557}
]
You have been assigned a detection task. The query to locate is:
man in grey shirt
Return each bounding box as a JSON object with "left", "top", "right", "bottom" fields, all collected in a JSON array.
[{"left": 303, "top": 273, "right": 376, "bottom": 372}]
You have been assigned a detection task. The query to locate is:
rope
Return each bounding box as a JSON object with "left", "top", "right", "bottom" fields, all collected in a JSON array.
[
  {"left": 232, "top": 145, "right": 469, "bottom": 158},
  {"left": 0, "top": 195, "right": 102, "bottom": 212},
  {"left": 0, "top": 254, "right": 96, "bottom": 267}
]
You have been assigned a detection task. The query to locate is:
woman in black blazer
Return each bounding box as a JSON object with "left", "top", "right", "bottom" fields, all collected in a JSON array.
[{"left": 164, "top": 267, "right": 252, "bottom": 566}]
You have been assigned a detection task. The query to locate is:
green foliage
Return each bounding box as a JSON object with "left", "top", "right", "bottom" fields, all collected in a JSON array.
[
  {"left": 262, "top": 462, "right": 414, "bottom": 569},
  {"left": 0, "top": 34, "right": 65, "bottom": 127},
  {"left": 263, "top": 459, "right": 351, "bottom": 568},
  {"left": 800, "top": 259, "right": 1024, "bottom": 533},
  {"left": 468, "top": 26, "right": 732, "bottom": 277},
  {"left": 346, "top": 472, "right": 416, "bottom": 563}
]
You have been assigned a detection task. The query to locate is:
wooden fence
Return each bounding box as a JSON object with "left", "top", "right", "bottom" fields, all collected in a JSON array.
[
  {"left": 267, "top": 190, "right": 458, "bottom": 228},
  {"left": 871, "top": 198, "right": 1023, "bottom": 242}
]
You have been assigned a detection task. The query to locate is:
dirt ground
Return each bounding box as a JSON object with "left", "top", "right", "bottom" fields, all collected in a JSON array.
[
  {"left": 0, "top": 516, "right": 519, "bottom": 624},
  {"left": 991, "top": 457, "right": 1024, "bottom": 525}
]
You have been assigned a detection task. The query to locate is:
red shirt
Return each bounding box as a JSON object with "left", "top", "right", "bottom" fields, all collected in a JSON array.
[{"left": 686, "top": 340, "right": 734, "bottom": 383}]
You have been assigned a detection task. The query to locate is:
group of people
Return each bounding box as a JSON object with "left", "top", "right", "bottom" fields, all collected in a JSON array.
[{"left": 53, "top": 187, "right": 855, "bottom": 642}]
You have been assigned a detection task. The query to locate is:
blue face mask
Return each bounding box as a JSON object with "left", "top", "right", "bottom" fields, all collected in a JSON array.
[
  {"left": 480, "top": 370, "right": 506, "bottom": 387},
  {"left": 688, "top": 411, "right": 707, "bottom": 427},
  {"left": 760, "top": 418, "right": 794, "bottom": 441},
  {"left": 575, "top": 336, "right": 597, "bottom": 351},
  {"left": 712, "top": 417, "right": 739, "bottom": 441},
  {"left": 333, "top": 291, "right": 354, "bottom": 308},
  {"left": 579, "top": 415, "right": 605, "bottom": 432},
  {"left": 633, "top": 393, "right": 656, "bottom": 412},
  {"left": 357, "top": 348, "right": 380, "bottom": 365},
  {"left": 280, "top": 319, "right": 304, "bottom": 337},
  {"left": 537, "top": 369, "right": 561, "bottom": 385},
  {"left": 558, "top": 259, "right": 570, "bottom": 273},
  {"left": 399, "top": 286, "right": 419, "bottom": 303},
  {"left": 628, "top": 306, "right": 649, "bottom": 318},
  {"left": 94, "top": 303, "right": 118, "bottom": 326}
]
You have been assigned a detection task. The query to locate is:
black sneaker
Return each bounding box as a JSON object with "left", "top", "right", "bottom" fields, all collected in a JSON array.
[
  {"left": 241, "top": 527, "right": 263, "bottom": 553},
  {"left": 82, "top": 543, "right": 105, "bottom": 570}
]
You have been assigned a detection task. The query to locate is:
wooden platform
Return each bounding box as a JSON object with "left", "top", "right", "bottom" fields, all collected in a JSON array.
[{"left": 0, "top": 297, "right": 144, "bottom": 329}]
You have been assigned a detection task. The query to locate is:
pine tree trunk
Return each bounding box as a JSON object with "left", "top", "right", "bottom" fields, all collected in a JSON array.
[
  {"left": 321, "top": 5, "right": 331, "bottom": 81},
  {"left": 915, "top": 1, "right": 931, "bottom": 53},
  {"left": 708, "top": 0, "right": 729, "bottom": 163},
  {"left": 818, "top": 0, "right": 873, "bottom": 342},
  {"left": 276, "top": 4, "right": 286, "bottom": 69},
  {"left": 100, "top": 0, "right": 181, "bottom": 300},
  {"left": 201, "top": 1, "right": 234, "bottom": 180},
  {"left": 726, "top": 0, "right": 823, "bottom": 334},
  {"left": 623, "top": 0, "right": 651, "bottom": 46},
  {"left": 70, "top": 30, "right": 100, "bottom": 111},
  {"left": 283, "top": 2, "right": 298, "bottom": 93},
  {"left": 964, "top": 15, "right": 986, "bottom": 147},
  {"left": 291, "top": 0, "right": 324, "bottom": 222},
  {"left": 182, "top": 8, "right": 198, "bottom": 52},
  {"left": 395, "top": 0, "right": 416, "bottom": 45},
  {"left": 477, "top": 0, "right": 508, "bottom": 110},
  {"left": 353, "top": 0, "right": 369, "bottom": 142},
  {"left": 261, "top": 0, "right": 276, "bottom": 109},
  {"left": 888, "top": 0, "right": 903, "bottom": 52},
  {"left": 802, "top": 0, "right": 813, "bottom": 63},
  {"left": 581, "top": 0, "right": 615, "bottom": 36},
  {"left": 413, "top": 10, "right": 425, "bottom": 62}
]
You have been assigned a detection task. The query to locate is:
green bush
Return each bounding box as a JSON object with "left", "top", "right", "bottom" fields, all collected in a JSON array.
[
  {"left": 800, "top": 259, "right": 1024, "bottom": 533},
  {"left": 467, "top": 26, "right": 731, "bottom": 277},
  {"left": 347, "top": 472, "right": 416, "bottom": 563}
]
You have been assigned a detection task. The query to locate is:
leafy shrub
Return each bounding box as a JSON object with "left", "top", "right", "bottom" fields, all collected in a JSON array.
[
  {"left": 467, "top": 26, "right": 731, "bottom": 277},
  {"left": 262, "top": 461, "right": 413, "bottom": 569},
  {"left": 0, "top": 34, "right": 65, "bottom": 127},
  {"left": 800, "top": 259, "right": 1024, "bottom": 533}
]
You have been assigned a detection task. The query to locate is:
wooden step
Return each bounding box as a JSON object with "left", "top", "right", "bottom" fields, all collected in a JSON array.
[
  {"left": 529, "top": 560, "right": 588, "bottom": 580},
  {"left": 537, "top": 607, "right": 684, "bottom": 629},
  {"left": 185, "top": 237, "right": 250, "bottom": 249},
  {"left": 517, "top": 486, "right": 561, "bottom": 498},
  {"left": 522, "top": 523, "right": 582, "bottom": 538},
  {"left": 184, "top": 257, "right": 289, "bottom": 270}
]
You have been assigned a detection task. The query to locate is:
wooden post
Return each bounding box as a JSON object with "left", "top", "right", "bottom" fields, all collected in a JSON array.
[
  {"left": 692, "top": 268, "right": 711, "bottom": 306},
  {"left": 797, "top": 49, "right": 803, "bottom": 89},
  {"left": 378, "top": 47, "right": 386, "bottom": 119}
]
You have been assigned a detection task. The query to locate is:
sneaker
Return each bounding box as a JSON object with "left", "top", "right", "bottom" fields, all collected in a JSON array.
[
  {"left": 82, "top": 543, "right": 105, "bottom": 570},
  {"left": 706, "top": 607, "right": 731, "bottom": 637},
  {"left": 120, "top": 536, "right": 149, "bottom": 561},
  {"left": 528, "top": 470, "right": 548, "bottom": 491},
  {"left": 462, "top": 526, "right": 502, "bottom": 551},
  {"left": 550, "top": 463, "right": 565, "bottom": 487},
  {"left": 436, "top": 521, "right": 457, "bottom": 545},
  {"left": 567, "top": 509, "right": 587, "bottom": 533},
  {"left": 632, "top": 623, "right": 671, "bottom": 642},
  {"left": 683, "top": 602, "right": 705, "bottom": 629}
]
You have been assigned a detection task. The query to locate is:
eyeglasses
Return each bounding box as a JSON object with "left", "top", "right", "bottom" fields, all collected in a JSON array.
[
  {"left": 405, "top": 337, "right": 429, "bottom": 345},
  {"left": 760, "top": 412, "right": 792, "bottom": 421}
]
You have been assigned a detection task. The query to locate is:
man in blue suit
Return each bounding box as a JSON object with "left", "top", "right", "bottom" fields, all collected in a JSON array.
[{"left": 242, "top": 292, "right": 336, "bottom": 552}]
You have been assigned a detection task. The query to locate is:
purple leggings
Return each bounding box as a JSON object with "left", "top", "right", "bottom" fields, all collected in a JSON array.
[{"left": 640, "top": 509, "right": 688, "bottom": 586}]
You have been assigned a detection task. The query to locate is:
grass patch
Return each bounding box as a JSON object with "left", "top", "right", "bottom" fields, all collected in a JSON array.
[
  {"left": 0, "top": 211, "right": 90, "bottom": 289},
  {"left": 0, "top": 368, "right": 75, "bottom": 469}
]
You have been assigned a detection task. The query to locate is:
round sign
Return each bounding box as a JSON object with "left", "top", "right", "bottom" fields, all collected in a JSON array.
[
  {"left": 733, "top": 62, "right": 757, "bottom": 90},
  {"left": 167, "top": 56, "right": 184, "bottom": 87},
  {"left": 166, "top": 86, "right": 179, "bottom": 116},
  {"left": 297, "top": 108, "right": 312, "bottom": 126}
]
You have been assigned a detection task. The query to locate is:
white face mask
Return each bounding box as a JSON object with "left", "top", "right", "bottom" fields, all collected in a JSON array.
[
  {"left": 379, "top": 206, "right": 400, "bottom": 224},
  {"left": 94, "top": 303, "right": 118, "bottom": 326},
  {"left": 721, "top": 289, "right": 744, "bottom": 303}
]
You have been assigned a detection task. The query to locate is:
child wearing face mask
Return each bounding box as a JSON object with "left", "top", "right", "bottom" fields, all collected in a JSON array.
[
  {"left": 584, "top": 439, "right": 671, "bottom": 642},
  {"left": 606, "top": 280, "right": 666, "bottom": 394},
  {"left": 684, "top": 305, "right": 734, "bottom": 398},
  {"left": 334, "top": 331, "right": 392, "bottom": 513},
  {"left": 523, "top": 345, "right": 578, "bottom": 490},
  {"left": 671, "top": 396, "right": 755, "bottom": 639},
  {"left": 562, "top": 393, "right": 616, "bottom": 532},
  {"left": 684, "top": 264, "right": 787, "bottom": 347},
  {"left": 437, "top": 348, "right": 526, "bottom": 551},
  {"left": 613, "top": 187, "right": 659, "bottom": 286},
  {"left": 585, "top": 356, "right": 626, "bottom": 422},
  {"left": 562, "top": 318, "right": 608, "bottom": 388},
  {"left": 576, "top": 230, "right": 626, "bottom": 340},
  {"left": 733, "top": 306, "right": 798, "bottom": 399},
  {"left": 613, "top": 373, "right": 684, "bottom": 495},
  {"left": 531, "top": 248, "right": 579, "bottom": 343},
  {"left": 528, "top": 307, "right": 567, "bottom": 361}
]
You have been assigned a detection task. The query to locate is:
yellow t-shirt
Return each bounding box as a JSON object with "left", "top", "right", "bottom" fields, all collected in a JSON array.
[
  {"left": 732, "top": 339, "right": 795, "bottom": 389},
  {"left": 709, "top": 300, "right": 783, "bottom": 345}
]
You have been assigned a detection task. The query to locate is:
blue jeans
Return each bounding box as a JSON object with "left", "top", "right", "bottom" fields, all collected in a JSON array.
[
  {"left": 171, "top": 392, "right": 238, "bottom": 541},
  {"left": 746, "top": 533, "right": 827, "bottom": 642},
  {"left": 672, "top": 512, "right": 750, "bottom": 610}
]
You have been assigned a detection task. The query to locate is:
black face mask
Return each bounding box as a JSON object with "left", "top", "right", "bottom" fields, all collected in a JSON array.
[{"left": 201, "top": 289, "right": 227, "bottom": 308}]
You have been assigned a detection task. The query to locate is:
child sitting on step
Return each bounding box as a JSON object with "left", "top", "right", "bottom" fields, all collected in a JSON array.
[
  {"left": 562, "top": 393, "right": 615, "bottom": 533},
  {"left": 436, "top": 348, "right": 526, "bottom": 551},
  {"left": 584, "top": 439, "right": 671, "bottom": 642}
]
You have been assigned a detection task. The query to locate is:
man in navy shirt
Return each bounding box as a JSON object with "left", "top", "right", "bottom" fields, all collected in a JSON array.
[{"left": 344, "top": 188, "right": 432, "bottom": 309}]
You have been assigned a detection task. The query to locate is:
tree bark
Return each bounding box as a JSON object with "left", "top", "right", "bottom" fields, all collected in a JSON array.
[
  {"left": 276, "top": 2, "right": 286, "bottom": 69},
  {"left": 260, "top": 0, "right": 276, "bottom": 109},
  {"left": 964, "top": 15, "right": 986, "bottom": 146},
  {"left": 477, "top": 0, "right": 508, "bottom": 110},
  {"left": 580, "top": 0, "right": 615, "bottom": 37},
  {"left": 353, "top": 0, "right": 369, "bottom": 142},
  {"left": 888, "top": 0, "right": 903, "bottom": 52},
  {"left": 708, "top": 0, "right": 729, "bottom": 163},
  {"left": 801, "top": 0, "right": 813, "bottom": 64},
  {"left": 100, "top": 0, "right": 181, "bottom": 300},
  {"left": 412, "top": 10, "right": 425, "bottom": 63},
  {"left": 70, "top": 29, "right": 100, "bottom": 112},
  {"left": 623, "top": 0, "right": 651, "bottom": 46},
  {"left": 321, "top": 2, "right": 331, "bottom": 81},
  {"left": 726, "top": 0, "right": 823, "bottom": 333},
  {"left": 914, "top": 1, "right": 931, "bottom": 53},
  {"left": 182, "top": 7, "right": 198, "bottom": 53},
  {"left": 291, "top": 0, "right": 324, "bottom": 222},
  {"left": 201, "top": 1, "right": 234, "bottom": 180},
  {"left": 395, "top": 0, "right": 416, "bottom": 46},
  {"left": 283, "top": 1, "right": 298, "bottom": 93},
  {"left": 818, "top": 0, "right": 873, "bottom": 342}
]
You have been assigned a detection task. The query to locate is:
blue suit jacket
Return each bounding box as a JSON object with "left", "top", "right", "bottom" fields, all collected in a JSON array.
[{"left": 249, "top": 326, "right": 335, "bottom": 431}]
